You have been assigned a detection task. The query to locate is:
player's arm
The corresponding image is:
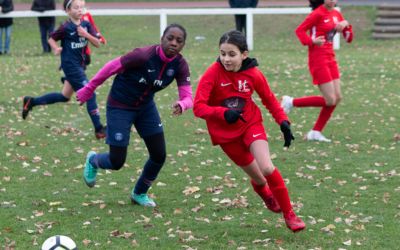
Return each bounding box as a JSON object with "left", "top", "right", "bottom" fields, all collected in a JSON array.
[
  {"left": 295, "top": 12, "right": 322, "bottom": 46},
  {"left": 193, "top": 65, "right": 226, "bottom": 121},
  {"left": 76, "top": 57, "right": 124, "bottom": 104},
  {"left": 77, "top": 25, "right": 100, "bottom": 48},
  {"left": 48, "top": 37, "right": 62, "bottom": 55},
  {"left": 173, "top": 59, "right": 193, "bottom": 115}
]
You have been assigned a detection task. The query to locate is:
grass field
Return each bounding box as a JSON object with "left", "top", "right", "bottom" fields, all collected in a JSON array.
[{"left": 1, "top": 6, "right": 400, "bottom": 250}]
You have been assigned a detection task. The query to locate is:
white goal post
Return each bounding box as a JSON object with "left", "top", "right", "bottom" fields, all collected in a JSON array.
[{"left": 0, "top": 7, "right": 340, "bottom": 50}]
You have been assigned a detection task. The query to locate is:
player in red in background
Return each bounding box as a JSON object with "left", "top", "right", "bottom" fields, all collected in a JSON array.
[
  {"left": 281, "top": 0, "right": 353, "bottom": 142},
  {"left": 193, "top": 30, "right": 305, "bottom": 233},
  {"left": 81, "top": 0, "right": 106, "bottom": 65}
]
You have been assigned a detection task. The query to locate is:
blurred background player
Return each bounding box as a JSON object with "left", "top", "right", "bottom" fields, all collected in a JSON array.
[
  {"left": 31, "top": 0, "right": 56, "bottom": 53},
  {"left": 76, "top": 24, "right": 192, "bottom": 208},
  {"left": 193, "top": 30, "right": 305, "bottom": 233},
  {"left": 281, "top": 0, "right": 353, "bottom": 142},
  {"left": 0, "top": 0, "right": 14, "bottom": 55},
  {"left": 22, "top": 0, "right": 106, "bottom": 139},
  {"left": 228, "top": 0, "right": 258, "bottom": 35},
  {"left": 81, "top": 0, "right": 106, "bottom": 65}
]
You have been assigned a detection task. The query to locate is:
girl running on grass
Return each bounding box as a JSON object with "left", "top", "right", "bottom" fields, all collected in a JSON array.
[
  {"left": 76, "top": 23, "right": 192, "bottom": 207},
  {"left": 193, "top": 30, "right": 305, "bottom": 233},
  {"left": 22, "top": 0, "right": 106, "bottom": 139},
  {"left": 281, "top": 0, "right": 353, "bottom": 142}
]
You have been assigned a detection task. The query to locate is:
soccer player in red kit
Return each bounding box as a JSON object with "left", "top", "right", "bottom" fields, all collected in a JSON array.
[
  {"left": 193, "top": 30, "right": 305, "bottom": 233},
  {"left": 281, "top": 0, "right": 353, "bottom": 142},
  {"left": 81, "top": 0, "right": 106, "bottom": 65}
]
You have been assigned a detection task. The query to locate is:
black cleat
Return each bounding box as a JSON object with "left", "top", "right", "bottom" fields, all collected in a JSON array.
[{"left": 22, "top": 96, "right": 34, "bottom": 120}]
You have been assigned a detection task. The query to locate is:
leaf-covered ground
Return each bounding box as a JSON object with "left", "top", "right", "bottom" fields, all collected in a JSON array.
[{"left": 1, "top": 6, "right": 399, "bottom": 250}]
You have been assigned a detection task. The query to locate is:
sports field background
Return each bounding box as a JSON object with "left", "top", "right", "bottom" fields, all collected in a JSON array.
[{"left": 1, "top": 4, "right": 399, "bottom": 250}]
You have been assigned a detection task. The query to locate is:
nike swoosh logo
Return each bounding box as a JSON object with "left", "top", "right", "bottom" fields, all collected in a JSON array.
[
  {"left": 70, "top": 32, "right": 76, "bottom": 36},
  {"left": 158, "top": 123, "right": 163, "bottom": 127},
  {"left": 324, "top": 19, "right": 329, "bottom": 23},
  {"left": 148, "top": 69, "right": 156, "bottom": 73},
  {"left": 253, "top": 133, "right": 263, "bottom": 138},
  {"left": 221, "top": 83, "right": 232, "bottom": 87}
]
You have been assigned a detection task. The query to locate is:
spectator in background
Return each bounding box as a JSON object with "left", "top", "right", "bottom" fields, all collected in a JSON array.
[
  {"left": 31, "top": 0, "right": 56, "bottom": 53},
  {"left": 228, "top": 0, "right": 258, "bottom": 35},
  {"left": 0, "top": 0, "right": 13, "bottom": 55}
]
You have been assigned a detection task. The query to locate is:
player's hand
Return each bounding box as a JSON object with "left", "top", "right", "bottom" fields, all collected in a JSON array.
[
  {"left": 342, "top": 25, "right": 353, "bottom": 43},
  {"left": 99, "top": 36, "right": 107, "bottom": 45},
  {"left": 280, "top": 120, "right": 295, "bottom": 148},
  {"left": 77, "top": 26, "right": 89, "bottom": 38},
  {"left": 172, "top": 103, "right": 182, "bottom": 116},
  {"left": 312, "top": 36, "right": 325, "bottom": 46},
  {"left": 335, "top": 20, "right": 349, "bottom": 32},
  {"left": 224, "top": 109, "right": 246, "bottom": 124},
  {"left": 53, "top": 47, "right": 62, "bottom": 56},
  {"left": 76, "top": 86, "right": 94, "bottom": 105}
]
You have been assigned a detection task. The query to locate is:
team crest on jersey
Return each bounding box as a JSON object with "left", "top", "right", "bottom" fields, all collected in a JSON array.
[
  {"left": 166, "top": 69, "right": 175, "bottom": 77},
  {"left": 238, "top": 80, "right": 250, "bottom": 92}
]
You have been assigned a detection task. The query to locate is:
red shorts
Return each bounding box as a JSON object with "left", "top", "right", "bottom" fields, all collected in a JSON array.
[
  {"left": 310, "top": 60, "right": 340, "bottom": 85},
  {"left": 219, "top": 123, "right": 267, "bottom": 167}
]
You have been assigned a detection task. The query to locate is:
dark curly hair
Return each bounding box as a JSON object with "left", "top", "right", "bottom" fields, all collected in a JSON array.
[{"left": 309, "top": 0, "right": 325, "bottom": 10}]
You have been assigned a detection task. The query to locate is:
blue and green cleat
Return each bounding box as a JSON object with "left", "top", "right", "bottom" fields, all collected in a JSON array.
[
  {"left": 131, "top": 193, "right": 156, "bottom": 207},
  {"left": 83, "top": 151, "right": 97, "bottom": 188}
]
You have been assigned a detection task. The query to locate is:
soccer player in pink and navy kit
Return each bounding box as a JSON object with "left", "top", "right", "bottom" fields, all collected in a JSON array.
[
  {"left": 281, "top": 0, "right": 353, "bottom": 142},
  {"left": 76, "top": 24, "right": 192, "bottom": 207},
  {"left": 22, "top": 0, "right": 105, "bottom": 139}
]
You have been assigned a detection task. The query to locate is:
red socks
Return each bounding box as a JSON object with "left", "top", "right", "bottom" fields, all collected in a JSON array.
[
  {"left": 293, "top": 96, "right": 336, "bottom": 132},
  {"left": 293, "top": 96, "right": 325, "bottom": 107},
  {"left": 265, "top": 168, "right": 292, "bottom": 214},
  {"left": 313, "top": 105, "right": 336, "bottom": 131}
]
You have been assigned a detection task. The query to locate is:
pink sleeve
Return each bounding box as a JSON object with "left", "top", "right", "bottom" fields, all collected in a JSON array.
[
  {"left": 86, "top": 57, "right": 124, "bottom": 91},
  {"left": 176, "top": 85, "right": 193, "bottom": 112}
]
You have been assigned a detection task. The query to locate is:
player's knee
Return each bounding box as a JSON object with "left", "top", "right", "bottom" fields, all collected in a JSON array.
[
  {"left": 151, "top": 150, "right": 166, "bottom": 165},
  {"left": 110, "top": 154, "right": 126, "bottom": 170}
]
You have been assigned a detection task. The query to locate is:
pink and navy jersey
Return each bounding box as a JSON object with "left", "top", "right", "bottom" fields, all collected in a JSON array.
[
  {"left": 50, "top": 19, "right": 98, "bottom": 71},
  {"left": 109, "top": 45, "right": 190, "bottom": 109}
]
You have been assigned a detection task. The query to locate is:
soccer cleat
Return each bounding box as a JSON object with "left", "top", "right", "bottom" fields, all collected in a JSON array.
[
  {"left": 306, "top": 130, "right": 331, "bottom": 142},
  {"left": 284, "top": 210, "right": 306, "bottom": 233},
  {"left": 263, "top": 195, "right": 281, "bottom": 213},
  {"left": 95, "top": 126, "right": 107, "bottom": 139},
  {"left": 281, "top": 95, "right": 293, "bottom": 114},
  {"left": 83, "top": 151, "right": 97, "bottom": 188},
  {"left": 22, "top": 96, "right": 34, "bottom": 120},
  {"left": 131, "top": 193, "right": 156, "bottom": 207}
]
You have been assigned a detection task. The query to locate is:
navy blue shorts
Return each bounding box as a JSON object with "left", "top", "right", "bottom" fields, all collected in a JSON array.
[
  {"left": 106, "top": 101, "right": 163, "bottom": 147},
  {"left": 64, "top": 68, "right": 88, "bottom": 91}
]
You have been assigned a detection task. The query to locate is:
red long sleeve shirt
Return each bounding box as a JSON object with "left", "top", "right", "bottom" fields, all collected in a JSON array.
[
  {"left": 193, "top": 59, "right": 287, "bottom": 145},
  {"left": 295, "top": 5, "right": 344, "bottom": 65}
]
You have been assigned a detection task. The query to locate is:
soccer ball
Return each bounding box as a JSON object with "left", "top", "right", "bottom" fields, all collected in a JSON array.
[{"left": 41, "top": 235, "right": 77, "bottom": 250}]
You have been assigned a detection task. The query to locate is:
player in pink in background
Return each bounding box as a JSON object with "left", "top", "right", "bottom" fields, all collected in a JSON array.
[
  {"left": 193, "top": 30, "right": 305, "bottom": 233},
  {"left": 281, "top": 0, "right": 353, "bottom": 142}
]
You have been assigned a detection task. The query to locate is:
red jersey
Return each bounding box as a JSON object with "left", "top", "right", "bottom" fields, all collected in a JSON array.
[
  {"left": 295, "top": 5, "right": 344, "bottom": 64},
  {"left": 193, "top": 59, "right": 287, "bottom": 145},
  {"left": 82, "top": 11, "right": 106, "bottom": 54}
]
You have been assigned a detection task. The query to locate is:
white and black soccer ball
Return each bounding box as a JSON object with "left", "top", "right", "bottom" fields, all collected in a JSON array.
[{"left": 41, "top": 235, "right": 77, "bottom": 250}]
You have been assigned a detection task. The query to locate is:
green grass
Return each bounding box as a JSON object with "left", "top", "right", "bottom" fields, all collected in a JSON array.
[{"left": 1, "top": 6, "right": 400, "bottom": 249}]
